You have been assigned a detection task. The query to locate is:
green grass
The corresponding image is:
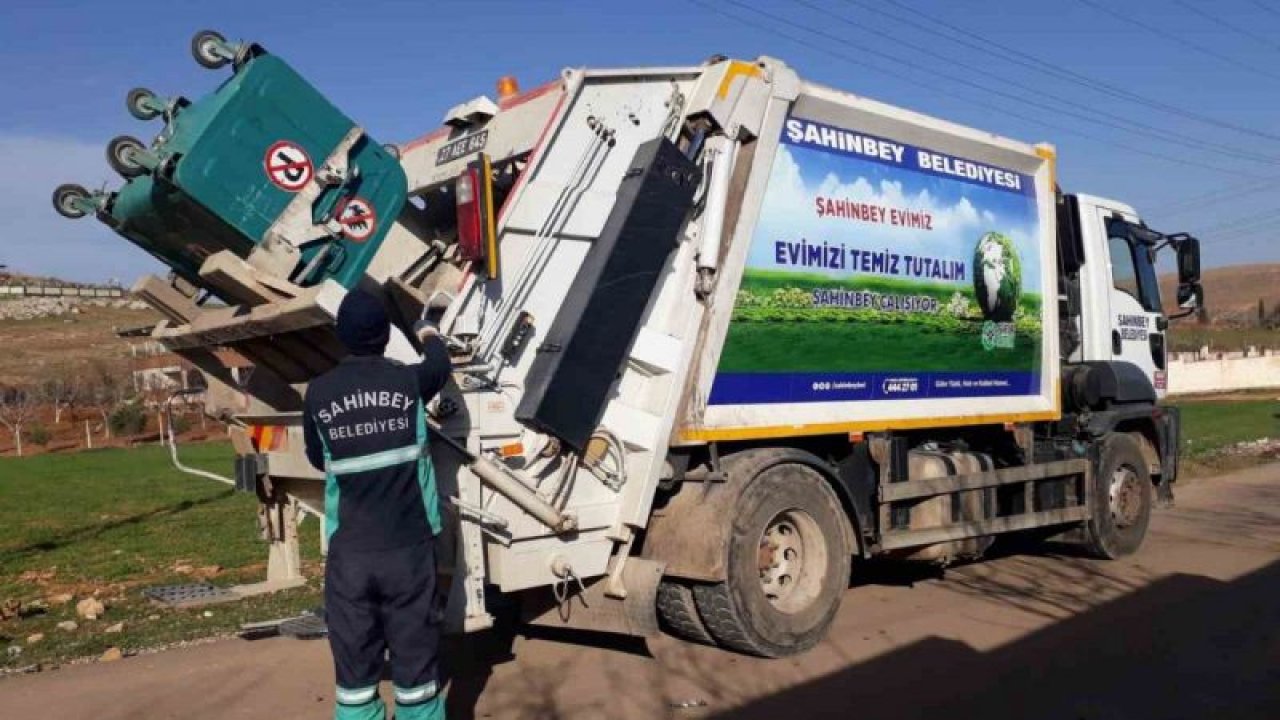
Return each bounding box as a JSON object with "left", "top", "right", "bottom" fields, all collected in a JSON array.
[
  {"left": 723, "top": 268, "right": 1044, "bottom": 373},
  {"left": 0, "top": 444, "right": 321, "bottom": 670},
  {"left": 719, "top": 322, "right": 1039, "bottom": 373},
  {"left": 1171, "top": 396, "right": 1279, "bottom": 459}
]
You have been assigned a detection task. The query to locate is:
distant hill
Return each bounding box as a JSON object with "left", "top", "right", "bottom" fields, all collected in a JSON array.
[{"left": 1159, "top": 263, "right": 1280, "bottom": 326}]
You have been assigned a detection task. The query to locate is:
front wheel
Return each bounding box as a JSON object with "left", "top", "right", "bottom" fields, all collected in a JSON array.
[
  {"left": 692, "top": 462, "right": 851, "bottom": 657},
  {"left": 1083, "top": 433, "right": 1153, "bottom": 559}
]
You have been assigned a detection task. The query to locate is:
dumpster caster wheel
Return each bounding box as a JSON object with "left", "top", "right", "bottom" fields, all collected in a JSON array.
[
  {"left": 107, "top": 135, "right": 147, "bottom": 178},
  {"left": 191, "top": 29, "right": 230, "bottom": 69},
  {"left": 126, "top": 87, "right": 162, "bottom": 121},
  {"left": 52, "top": 184, "right": 91, "bottom": 219}
]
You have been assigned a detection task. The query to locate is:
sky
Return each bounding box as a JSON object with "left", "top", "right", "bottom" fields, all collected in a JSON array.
[{"left": 3, "top": 0, "right": 1279, "bottom": 283}]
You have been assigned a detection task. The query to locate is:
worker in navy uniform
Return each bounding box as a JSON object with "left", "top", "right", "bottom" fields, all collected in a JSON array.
[{"left": 303, "top": 289, "right": 451, "bottom": 720}]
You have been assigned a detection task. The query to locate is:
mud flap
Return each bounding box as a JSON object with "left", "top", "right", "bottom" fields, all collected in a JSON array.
[
  {"left": 520, "top": 558, "right": 665, "bottom": 637},
  {"left": 1157, "top": 406, "right": 1180, "bottom": 505}
]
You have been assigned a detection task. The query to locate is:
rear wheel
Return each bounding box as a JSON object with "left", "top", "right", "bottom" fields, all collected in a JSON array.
[
  {"left": 692, "top": 463, "right": 851, "bottom": 657},
  {"left": 1083, "top": 433, "right": 1152, "bottom": 559},
  {"left": 656, "top": 580, "right": 715, "bottom": 646}
]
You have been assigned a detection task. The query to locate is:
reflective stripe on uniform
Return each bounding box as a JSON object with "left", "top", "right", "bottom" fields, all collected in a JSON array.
[
  {"left": 414, "top": 405, "right": 443, "bottom": 535},
  {"left": 320, "top": 433, "right": 340, "bottom": 542},
  {"left": 393, "top": 681, "right": 438, "bottom": 704},
  {"left": 335, "top": 685, "right": 379, "bottom": 705},
  {"left": 327, "top": 444, "right": 422, "bottom": 475}
]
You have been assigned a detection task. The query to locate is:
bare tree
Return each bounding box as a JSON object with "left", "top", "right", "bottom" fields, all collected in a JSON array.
[
  {"left": 0, "top": 385, "right": 37, "bottom": 457},
  {"left": 41, "top": 371, "right": 80, "bottom": 425},
  {"left": 83, "top": 359, "right": 132, "bottom": 439}
]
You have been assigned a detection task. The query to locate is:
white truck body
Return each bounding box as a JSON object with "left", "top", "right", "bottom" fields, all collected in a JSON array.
[{"left": 385, "top": 58, "right": 1066, "bottom": 612}]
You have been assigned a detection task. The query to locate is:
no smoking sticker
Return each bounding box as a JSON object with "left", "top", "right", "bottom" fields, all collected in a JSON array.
[
  {"left": 263, "top": 141, "right": 313, "bottom": 191},
  {"left": 337, "top": 197, "right": 377, "bottom": 242}
]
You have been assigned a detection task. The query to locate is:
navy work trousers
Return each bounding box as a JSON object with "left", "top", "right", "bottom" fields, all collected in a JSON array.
[{"left": 326, "top": 540, "right": 443, "bottom": 720}]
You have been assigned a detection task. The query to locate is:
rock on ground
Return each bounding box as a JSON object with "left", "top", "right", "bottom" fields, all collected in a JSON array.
[{"left": 76, "top": 598, "right": 105, "bottom": 621}]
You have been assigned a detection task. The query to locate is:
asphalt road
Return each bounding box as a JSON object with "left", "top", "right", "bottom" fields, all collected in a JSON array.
[{"left": 2, "top": 463, "right": 1277, "bottom": 720}]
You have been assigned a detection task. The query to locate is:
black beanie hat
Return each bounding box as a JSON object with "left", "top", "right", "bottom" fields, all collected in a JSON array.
[{"left": 336, "top": 289, "right": 390, "bottom": 356}]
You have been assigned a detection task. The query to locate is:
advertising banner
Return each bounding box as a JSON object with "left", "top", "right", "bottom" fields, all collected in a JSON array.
[{"left": 710, "top": 115, "right": 1045, "bottom": 405}]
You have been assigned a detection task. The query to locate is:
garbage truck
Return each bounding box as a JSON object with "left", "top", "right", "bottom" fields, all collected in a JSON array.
[{"left": 54, "top": 32, "right": 1205, "bottom": 657}]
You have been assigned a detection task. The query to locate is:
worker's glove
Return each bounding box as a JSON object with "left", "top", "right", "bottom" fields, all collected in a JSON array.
[{"left": 413, "top": 316, "right": 440, "bottom": 343}]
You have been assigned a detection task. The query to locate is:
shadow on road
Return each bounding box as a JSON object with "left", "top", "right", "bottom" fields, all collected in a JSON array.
[
  {"left": 443, "top": 615, "right": 654, "bottom": 719},
  {"left": 441, "top": 557, "right": 1280, "bottom": 719},
  {"left": 710, "top": 558, "right": 1280, "bottom": 720}
]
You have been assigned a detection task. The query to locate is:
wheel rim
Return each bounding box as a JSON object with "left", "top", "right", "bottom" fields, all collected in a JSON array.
[
  {"left": 110, "top": 138, "right": 144, "bottom": 174},
  {"left": 199, "top": 38, "right": 222, "bottom": 64},
  {"left": 129, "top": 94, "right": 158, "bottom": 120},
  {"left": 56, "top": 190, "right": 86, "bottom": 218},
  {"left": 1108, "top": 465, "right": 1142, "bottom": 528},
  {"left": 116, "top": 145, "right": 136, "bottom": 167},
  {"left": 757, "top": 508, "right": 827, "bottom": 613}
]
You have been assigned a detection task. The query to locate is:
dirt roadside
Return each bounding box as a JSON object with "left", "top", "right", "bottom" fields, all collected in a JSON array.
[{"left": 1, "top": 463, "right": 1277, "bottom": 720}]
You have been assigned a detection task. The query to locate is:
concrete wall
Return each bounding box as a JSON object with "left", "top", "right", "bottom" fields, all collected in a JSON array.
[
  {"left": 0, "top": 284, "right": 124, "bottom": 299},
  {"left": 1168, "top": 349, "right": 1280, "bottom": 395}
]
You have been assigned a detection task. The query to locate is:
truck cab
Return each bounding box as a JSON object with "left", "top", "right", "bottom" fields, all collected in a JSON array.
[
  {"left": 1059, "top": 193, "right": 1202, "bottom": 393},
  {"left": 1056, "top": 191, "right": 1203, "bottom": 496}
]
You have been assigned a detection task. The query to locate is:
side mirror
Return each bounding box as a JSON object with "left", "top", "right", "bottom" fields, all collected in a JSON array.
[
  {"left": 1171, "top": 282, "right": 1204, "bottom": 319},
  {"left": 1177, "top": 236, "right": 1201, "bottom": 284},
  {"left": 1176, "top": 283, "right": 1201, "bottom": 309}
]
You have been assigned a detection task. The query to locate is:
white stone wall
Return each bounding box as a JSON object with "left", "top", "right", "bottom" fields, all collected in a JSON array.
[{"left": 1168, "top": 349, "right": 1280, "bottom": 395}]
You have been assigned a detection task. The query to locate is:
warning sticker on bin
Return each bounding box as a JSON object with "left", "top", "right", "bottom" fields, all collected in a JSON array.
[
  {"left": 264, "top": 141, "right": 313, "bottom": 191},
  {"left": 337, "top": 197, "right": 377, "bottom": 242}
]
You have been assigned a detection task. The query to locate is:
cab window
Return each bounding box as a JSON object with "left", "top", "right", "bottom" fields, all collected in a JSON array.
[{"left": 1108, "top": 231, "right": 1162, "bottom": 313}]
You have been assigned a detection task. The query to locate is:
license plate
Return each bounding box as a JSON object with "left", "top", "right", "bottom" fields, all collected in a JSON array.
[{"left": 436, "top": 130, "right": 489, "bottom": 165}]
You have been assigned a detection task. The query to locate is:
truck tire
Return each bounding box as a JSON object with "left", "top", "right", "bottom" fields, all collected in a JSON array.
[
  {"left": 656, "top": 580, "right": 716, "bottom": 646},
  {"left": 691, "top": 463, "right": 851, "bottom": 657},
  {"left": 1083, "top": 433, "right": 1152, "bottom": 559}
]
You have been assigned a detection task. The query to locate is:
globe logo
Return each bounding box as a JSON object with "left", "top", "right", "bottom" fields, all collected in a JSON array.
[{"left": 972, "top": 232, "right": 1022, "bottom": 322}]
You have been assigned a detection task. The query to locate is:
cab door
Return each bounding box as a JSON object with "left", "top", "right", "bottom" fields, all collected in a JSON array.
[{"left": 1102, "top": 213, "right": 1167, "bottom": 396}]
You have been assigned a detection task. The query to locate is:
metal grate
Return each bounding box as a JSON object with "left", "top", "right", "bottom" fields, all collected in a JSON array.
[
  {"left": 144, "top": 583, "right": 239, "bottom": 608},
  {"left": 278, "top": 613, "right": 328, "bottom": 639}
]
